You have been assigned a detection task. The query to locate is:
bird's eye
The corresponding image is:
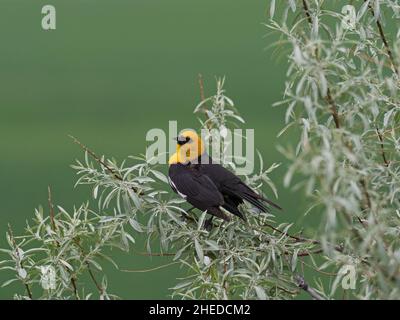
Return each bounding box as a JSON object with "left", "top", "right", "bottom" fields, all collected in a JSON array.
[{"left": 176, "top": 135, "right": 191, "bottom": 145}]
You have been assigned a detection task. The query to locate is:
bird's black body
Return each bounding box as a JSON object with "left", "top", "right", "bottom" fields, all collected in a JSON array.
[
  {"left": 168, "top": 163, "right": 230, "bottom": 221},
  {"left": 168, "top": 154, "right": 281, "bottom": 221}
]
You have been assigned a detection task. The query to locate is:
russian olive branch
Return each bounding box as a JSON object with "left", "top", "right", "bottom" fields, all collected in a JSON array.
[
  {"left": 6, "top": 224, "right": 33, "bottom": 299},
  {"left": 364, "top": 0, "right": 396, "bottom": 167},
  {"left": 375, "top": 127, "right": 390, "bottom": 167},
  {"left": 269, "top": 0, "right": 400, "bottom": 299},
  {"left": 196, "top": 75, "right": 328, "bottom": 298},
  {"left": 364, "top": 0, "right": 399, "bottom": 76},
  {"left": 48, "top": 186, "right": 79, "bottom": 299},
  {"left": 295, "top": 275, "right": 324, "bottom": 300},
  {"left": 301, "top": 0, "right": 374, "bottom": 229},
  {"left": 301, "top": 0, "right": 340, "bottom": 129},
  {"left": 68, "top": 135, "right": 124, "bottom": 183}
]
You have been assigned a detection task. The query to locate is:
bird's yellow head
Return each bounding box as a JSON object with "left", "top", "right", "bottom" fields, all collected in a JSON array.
[{"left": 168, "top": 130, "right": 205, "bottom": 165}]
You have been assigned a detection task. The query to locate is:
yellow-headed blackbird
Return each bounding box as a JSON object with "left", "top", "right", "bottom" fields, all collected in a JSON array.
[{"left": 168, "top": 130, "right": 281, "bottom": 222}]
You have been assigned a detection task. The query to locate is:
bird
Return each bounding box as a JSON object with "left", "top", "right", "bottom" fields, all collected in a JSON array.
[{"left": 168, "top": 130, "right": 281, "bottom": 224}]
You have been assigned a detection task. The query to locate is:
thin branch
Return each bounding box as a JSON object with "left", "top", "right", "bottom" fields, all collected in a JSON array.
[
  {"left": 365, "top": 0, "right": 399, "bottom": 75},
  {"left": 295, "top": 275, "right": 325, "bottom": 300},
  {"left": 48, "top": 187, "right": 79, "bottom": 299},
  {"left": 7, "top": 224, "right": 33, "bottom": 299},
  {"left": 121, "top": 261, "right": 179, "bottom": 273},
  {"left": 326, "top": 88, "right": 341, "bottom": 129},
  {"left": 198, "top": 73, "right": 207, "bottom": 103},
  {"left": 72, "top": 239, "right": 104, "bottom": 296},
  {"left": 257, "top": 220, "right": 345, "bottom": 252},
  {"left": 131, "top": 247, "right": 175, "bottom": 257},
  {"left": 360, "top": 178, "right": 372, "bottom": 209},
  {"left": 48, "top": 186, "right": 57, "bottom": 231},
  {"left": 301, "top": 0, "right": 313, "bottom": 25},
  {"left": 69, "top": 135, "right": 140, "bottom": 194},
  {"left": 375, "top": 127, "right": 390, "bottom": 167},
  {"left": 86, "top": 264, "right": 104, "bottom": 295},
  {"left": 197, "top": 74, "right": 213, "bottom": 131},
  {"left": 260, "top": 222, "right": 319, "bottom": 244},
  {"left": 69, "top": 135, "right": 123, "bottom": 181},
  {"left": 302, "top": 0, "right": 372, "bottom": 230},
  {"left": 301, "top": 260, "right": 338, "bottom": 277},
  {"left": 297, "top": 248, "right": 324, "bottom": 257},
  {"left": 301, "top": 0, "right": 340, "bottom": 128},
  {"left": 70, "top": 277, "right": 79, "bottom": 299}
]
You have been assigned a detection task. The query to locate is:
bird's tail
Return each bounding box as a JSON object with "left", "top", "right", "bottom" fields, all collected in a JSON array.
[
  {"left": 260, "top": 196, "right": 282, "bottom": 211},
  {"left": 242, "top": 191, "right": 282, "bottom": 212}
]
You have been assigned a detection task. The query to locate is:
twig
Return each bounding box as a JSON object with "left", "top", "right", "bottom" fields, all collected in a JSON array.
[
  {"left": 48, "top": 186, "right": 57, "bottom": 231},
  {"left": 301, "top": 259, "right": 338, "bottom": 277},
  {"left": 302, "top": 1, "right": 375, "bottom": 231},
  {"left": 301, "top": 0, "right": 313, "bottom": 25},
  {"left": 131, "top": 247, "right": 175, "bottom": 257},
  {"left": 326, "top": 88, "right": 341, "bottom": 129},
  {"left": 297, "top": 248, "right": 324, "bottom": 257},
  {"left": 70, "top": 277, "right": 78, "bottom": 299},
  {"left": 198, "top": 73, "right": 207, "bottom": 103},
  {"left": 72, "top": 239, "right": 104, "bottom": 296},
  {"left": 86, "top": 264, "right": 104, "bottom": 295},
  {"left": 365, "top": 0, "right": 399, "bottom": 75},
  {"left": 121, "top": 261, "right": 179, "bottom": 273},
  {"left": 7, "top": 224, "right": 33, "bottom": 299},
  {"left": 69, "top": 135, "right": 123, "bottom": 181},
  {"left": 375, "top": 127, "right": 390, "bottom": 167},
  {"left": 198, "top": 74, "right": 213, "bottom": 131},
  {"left": 360, "top": 178, "right": 372, "bottom": 209},
  {"left": 69, "top": 135, "right": 140, "bottom": 195},
  {"left": 301, "top": 0, "right": 340, "bottom": 128},
  {"left": 257, "top": 221, "right": 319, "bottom": 246},
  {"left": 295, "top": 275, "right": 325, "bottom": 300},
  {"left": 48, "top": 187, "right": 79, "bottom": 299},
  {"left": 253, "top": 221, "right": 344, "bottom": 257}
]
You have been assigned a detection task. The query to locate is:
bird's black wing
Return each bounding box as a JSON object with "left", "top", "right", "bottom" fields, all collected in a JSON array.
[
  {"left": 199, "top": 162, "right": 282, "bottom": 212},
  {"left": 168, "top": 165, "right": 227, "bottom": 219}
]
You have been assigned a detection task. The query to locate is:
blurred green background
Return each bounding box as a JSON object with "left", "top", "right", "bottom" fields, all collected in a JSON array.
[{"left": 0, "top": 0, "right": 307, "bottom": 299}]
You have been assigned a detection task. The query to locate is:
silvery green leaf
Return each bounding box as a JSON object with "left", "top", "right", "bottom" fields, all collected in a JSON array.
[
  {"left": 93, "top": 185, "right": 99, "bottom": 199},
  {"left": 87, "top": 259, "right": 102, "bottom": 271},
  {"left": 197, "top": 211, "right": 207, "bottom": 231},
  {"left": 1, "top": 278, "right": 18, "bottom": 288},
  {"left": 291, "top": 249, "right": 299, "bottom": 272},
  {"left": 194, "top": 239, "right": 204, "bottom": 262},
  {"left": 270, "top": 0, "right": 276, "bottom": 19},
  {"left": 383, "top": 108, "right": 395, "bottom": 127},
  {"left": 288, "top": 0, "right": 296, "bottom": 12},
  {"left": 374, "top": 0, "right": 380, "bottom": 20},
  {"left": 129, "top": 218, "right": 143, "bottom": 233},
  {"left": 318, "top": 72, "right": 327, "bottom": 97},
  {"left": 151, "top": 170, "right": 169, "bottom": 184},
  {"left": 171, "top": 280, "right": 192, "bottom": 290},
  {"left": 254, "top": 286, "right": 267, "bottom": 300},
  {"left": 127, "top": 189, "right": 142, "bottom": 209},
  {"left": 357, "top": 0, "right": 370, "bottom": 21},
  {"left": 205, "top": 240, "right": 219, "bottom": 250},
  {"left": 59, "top": 259, "right": 74, "bottom": 271}
]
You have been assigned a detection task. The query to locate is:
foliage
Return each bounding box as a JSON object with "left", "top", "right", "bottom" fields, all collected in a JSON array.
[
  {"left": 269, "top": 0, "right": 400, "bottom": 299},
  {"left": 1, "top": 0, "right": 400, "bottom": 300}
]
